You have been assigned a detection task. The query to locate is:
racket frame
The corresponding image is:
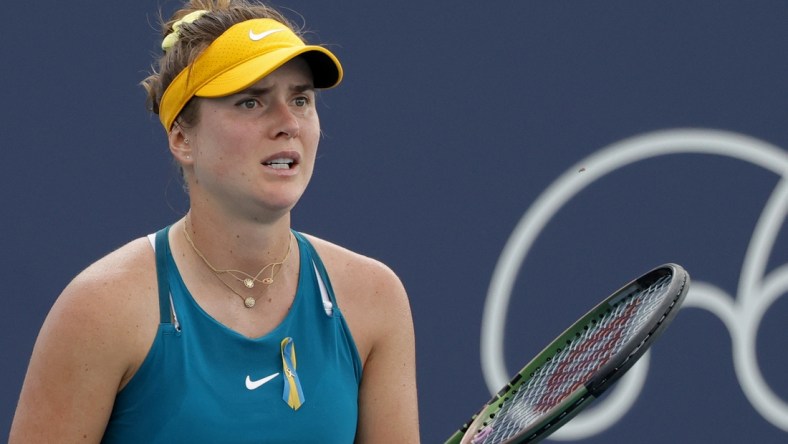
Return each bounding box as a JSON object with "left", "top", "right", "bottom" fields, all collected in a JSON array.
[{"left": 447, "top": 263, "right": 689, "bottom": 444}]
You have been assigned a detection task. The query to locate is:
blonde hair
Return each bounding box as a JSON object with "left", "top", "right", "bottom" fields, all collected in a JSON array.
[{"left": 142, "top": 0, "right": 300, "bottom": 127}]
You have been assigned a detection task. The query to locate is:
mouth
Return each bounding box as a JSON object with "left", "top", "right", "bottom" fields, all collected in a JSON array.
[
  {"left": 263, "top": 158, "right": 296, "bottom": 169},
  {"left": 261, "top": 152, "right": 300, "bottom": 171}
]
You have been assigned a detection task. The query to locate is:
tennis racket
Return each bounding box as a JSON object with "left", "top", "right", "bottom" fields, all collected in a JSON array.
[{"left": 446, "top": 263, "right": 690, "bottom": 444}]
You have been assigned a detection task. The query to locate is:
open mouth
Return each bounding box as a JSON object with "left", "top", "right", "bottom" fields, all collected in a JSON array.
[{"left": 262, "top": 158, "right": 296, "bottom": 170}]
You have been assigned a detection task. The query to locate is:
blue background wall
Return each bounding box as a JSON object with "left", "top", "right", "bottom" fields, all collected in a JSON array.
[{"left": 2, "top": 1, "right": 787, "bottom": 442}]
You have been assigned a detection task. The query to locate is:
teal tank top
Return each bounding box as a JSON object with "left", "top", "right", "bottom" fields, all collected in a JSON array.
[{"left": 102, "top": 227, "right": 362, "bottom": 443}]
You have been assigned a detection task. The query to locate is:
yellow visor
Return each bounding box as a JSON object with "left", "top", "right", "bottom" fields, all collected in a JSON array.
[{"left": 159, "top": 18, "right": 343, "bottom": 131}]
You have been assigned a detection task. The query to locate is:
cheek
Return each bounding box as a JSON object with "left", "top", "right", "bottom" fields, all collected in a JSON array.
[
  {"left": 192, "top": 132, "right": 250, "bottom": 180},
  {"left": 301, "top": 130, "right": 321, "bottom": 171},
  {"left": 302, "top": 117, "right": 321, "bottom": 150},
  {"left": 199, "top": 121, "right": 252, "bottom": 155}
]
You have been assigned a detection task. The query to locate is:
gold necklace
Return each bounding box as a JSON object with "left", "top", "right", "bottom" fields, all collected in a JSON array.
[
  {"left": 182, "top": 220, "right": 293, "bottom": 308},
  {"left": 214, "top": 273, "right": 265, "bottom": 309}
]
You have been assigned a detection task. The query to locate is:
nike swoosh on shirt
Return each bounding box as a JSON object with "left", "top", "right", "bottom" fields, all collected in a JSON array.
[
  {"left": 249, "top": 28, "right": 283, "bottom": 41},
  {"left": 245, "top": 372, "right": 280, "bottom": 390}
]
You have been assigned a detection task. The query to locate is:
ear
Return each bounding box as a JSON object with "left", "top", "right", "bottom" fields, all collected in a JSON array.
[{"left": 168, "top": 123, "right": 193, "bottom": 164}]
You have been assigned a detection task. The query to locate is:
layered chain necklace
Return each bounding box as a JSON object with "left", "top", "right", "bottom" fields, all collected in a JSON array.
[{"left": 183, "top": 220, "right": 293, "bottom": 308}]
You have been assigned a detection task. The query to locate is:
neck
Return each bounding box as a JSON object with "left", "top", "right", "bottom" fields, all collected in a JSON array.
[{"left": 181, "top": 208, "right": 294, "bottom": 274}]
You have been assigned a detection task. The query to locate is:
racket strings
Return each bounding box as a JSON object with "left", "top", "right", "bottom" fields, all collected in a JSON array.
[{"left": 470, "top": 274, "right": 672, "bottom": 444}]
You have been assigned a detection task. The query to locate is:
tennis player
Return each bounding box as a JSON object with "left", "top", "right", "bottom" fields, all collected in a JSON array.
[{"left": 9, "top": 1, "right": 419, "bottom": 442}]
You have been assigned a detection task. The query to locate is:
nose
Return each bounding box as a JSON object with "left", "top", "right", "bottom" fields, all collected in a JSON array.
[{"left": 269, "top": 101, "right": 300, "bottom": 140}]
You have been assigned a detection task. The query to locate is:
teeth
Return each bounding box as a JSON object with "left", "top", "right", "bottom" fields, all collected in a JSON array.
[{"left": 264, "top": 158, "right": 294, "bottom": 169}]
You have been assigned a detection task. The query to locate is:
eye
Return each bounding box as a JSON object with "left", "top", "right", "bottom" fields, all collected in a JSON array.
[
  {"left": 237, "top": 98, "right": 260, "bottom": 109},
  {"left": 293, "top": 96, "right": 309, "bottom": 107}
]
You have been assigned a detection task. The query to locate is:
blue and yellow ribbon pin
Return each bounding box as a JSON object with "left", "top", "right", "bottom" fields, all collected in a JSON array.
[{"left": 280, "top": 337, "right": 305, "bottom": 410}]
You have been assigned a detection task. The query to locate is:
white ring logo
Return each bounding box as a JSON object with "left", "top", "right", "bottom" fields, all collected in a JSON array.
[{"left": 481, "top": 128, "right": 788, "bottom": 439}]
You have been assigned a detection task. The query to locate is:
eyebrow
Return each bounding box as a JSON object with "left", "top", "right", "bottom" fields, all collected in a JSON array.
[{"left": 238, "top": 83, "right": 315, "bottom": 96}]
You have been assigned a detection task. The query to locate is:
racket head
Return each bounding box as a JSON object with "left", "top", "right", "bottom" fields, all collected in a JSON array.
[{"left": 447, "top": 263, "right": 690, "bottom": 444}]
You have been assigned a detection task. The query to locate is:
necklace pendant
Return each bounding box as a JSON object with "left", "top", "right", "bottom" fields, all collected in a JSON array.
[
  {"left": 244, "top": 297, "right": 256, "bottom": 308},
  {"left": 243, "top": 278, "right": 255, "bottom": 288},
  {"left": 261, "top": 277, "right": 274, "bottom": 285}
]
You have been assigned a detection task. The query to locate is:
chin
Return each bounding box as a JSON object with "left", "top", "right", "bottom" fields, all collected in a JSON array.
[{"left": 257, "top": 191, "right": 304, "bottom": 214}]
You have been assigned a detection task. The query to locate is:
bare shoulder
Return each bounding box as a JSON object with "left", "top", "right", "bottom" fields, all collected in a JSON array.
[
  {"left": 301, "top": 234, "right": 412, "bottom": 359},
  {"left": 10, "top": 236, "right": 159, "bottom": 442},
  {"left": 302, "top": 234, "right": 408, "bottom": 307},
  {"left": 40, "top": 237, "right": 160, "bottom": 382},
  {"left": 57, "top": 236, "right": 160, "bottom": 376},
  {"left": 57, "top": 236, "right": 159, "bottom": 335}
]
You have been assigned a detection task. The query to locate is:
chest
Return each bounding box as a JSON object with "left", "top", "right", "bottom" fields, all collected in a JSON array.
[
  {"left": 106, "top": 231, "right": 363, "bottom": 442},
  {"left": 105, "top": 302, "right": 361, "bottom": 443}
]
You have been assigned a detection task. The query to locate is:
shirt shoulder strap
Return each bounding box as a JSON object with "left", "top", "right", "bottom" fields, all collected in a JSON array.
[
  {"left": 153, "top": 226, "right": 173, "bottom": 324},
  {"left": 291, "top": 231, "right": 339, "bottom": 310}
]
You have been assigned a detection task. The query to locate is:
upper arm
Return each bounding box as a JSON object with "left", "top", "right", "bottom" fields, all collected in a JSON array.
[
  {"left": 9, "top": 240, "right": 157, "bottom": 443},
  {"left": 354, "top": 265, "right": 420, "bottom": 443},
  {"left": 324, "top": 251, "right": 419, "bottom": 443}
]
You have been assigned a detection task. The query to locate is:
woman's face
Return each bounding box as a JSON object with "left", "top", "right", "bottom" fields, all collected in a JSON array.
[{"left": 183, "top": 58, "right": 321, "bottom": 218}]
